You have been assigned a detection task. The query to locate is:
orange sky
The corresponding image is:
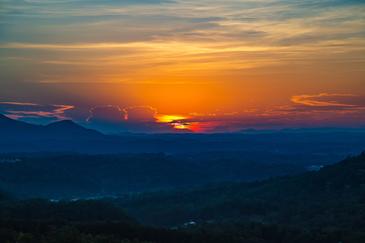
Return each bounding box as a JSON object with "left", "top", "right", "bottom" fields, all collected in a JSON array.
[{"left": 0, "top": 0, "right": 364, "bottom": 132}]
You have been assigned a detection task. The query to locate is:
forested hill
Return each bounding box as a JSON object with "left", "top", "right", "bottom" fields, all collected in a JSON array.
[
  {"left": 0, "top": 153, "right": 364, "bottom": 243},
  {"left": 0, "top": 153, "right": 305, "bottom": 199},
  {"left": 119, "top": 152, "right": 365, "bottom": 228}
]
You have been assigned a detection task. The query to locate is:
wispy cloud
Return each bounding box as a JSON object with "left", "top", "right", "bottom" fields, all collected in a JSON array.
[
  {"left": 0, "top": 0, "right": 364, "bottom": 130},
  {"left": 160, "top": 93, "right": 365, "bottom": 132},
  {"left": 1, "top": 94, "right": 364, "bottom": 132},
  {"left": 86, "top": 105, "right": 175, "bottom": 133},
  {"left": 0, "top": 101, "right": 74, "bottom": 123},
  {"left": 1, "top": 0, "right": 364, "bottom": 84},
  {"left": 291, "top": 93, "right": 358, "bottom": 107}
]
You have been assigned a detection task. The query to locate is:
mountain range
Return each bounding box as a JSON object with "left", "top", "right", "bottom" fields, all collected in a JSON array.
[
  {"left": 1, "top": 113, "right": 365, "bottom": 163},
  {"left": 118, "top": 152, "right": 365, "bottom": 228},
  {"left": 1, "top": 152, "right": 364, "bottom": 243},
  {"left": 0, "top": 114, "right": 102, "bottom": 139}
]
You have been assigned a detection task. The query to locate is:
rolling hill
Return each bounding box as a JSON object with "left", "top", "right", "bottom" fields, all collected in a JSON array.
[{"left": 118, "top": 152, "right": 365, "bottom": 229}]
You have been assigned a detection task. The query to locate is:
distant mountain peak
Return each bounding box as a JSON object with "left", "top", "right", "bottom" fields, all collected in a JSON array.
[{"left": 46, "top": 119, "right": 102, "bottom": 136}]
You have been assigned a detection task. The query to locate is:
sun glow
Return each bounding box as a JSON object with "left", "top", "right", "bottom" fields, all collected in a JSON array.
[
  {"left": 171, "top": 122, "right": 190, "bottom": 130},
  {"left": 155, "top": 114, "right": 194, "bottom": 131},
  {"left": 156, "top": 114, "right": 189, "bottom": 123}
]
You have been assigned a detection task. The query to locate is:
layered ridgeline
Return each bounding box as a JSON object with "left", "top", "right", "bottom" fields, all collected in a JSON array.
[
  {"left": 118, "top": 152, "right": 365, "bottom": 230},
  {"left": 1, "top": 114, "right": 365, "bottom": 159},
  {"left": 0, "top": 114, "right": 105, "bottom": 153},
  {"left": 0, "top": 153, "right": 305, "bottom": 199},
  {"left": 0, "top": 153, "right": 364, "bottom": 243},
  {"left": 0, "top": 114, "right": 102, "bottom": 139}
]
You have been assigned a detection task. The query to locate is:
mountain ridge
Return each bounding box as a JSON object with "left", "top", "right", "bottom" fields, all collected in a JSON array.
[
  {"left": 119, "top": 152, "right": 365, "bottom": 227},
  {"left": 0, "top": 114, "right": 102, "bottom": 140}
]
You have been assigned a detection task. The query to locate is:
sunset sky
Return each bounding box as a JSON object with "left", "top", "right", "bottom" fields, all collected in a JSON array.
[{"left": 0, "top": 0, "right": 364, "bottom": 133}]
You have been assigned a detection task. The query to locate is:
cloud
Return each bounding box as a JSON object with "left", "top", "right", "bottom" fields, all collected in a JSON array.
[
  {"left": 2, "top": 0, "right": 364, "bottom": 86},
  {"left": 1, "top": 97, "right": 364, "bottom": 133},
  {"left": 291, "top": 93, "right": 363, "bottom": 108},
  {"left": 158, "top": 93, "right": 365, "bottom": 132},
  {"left": 124, "top": 106, "right": 157, "bottom": 122},
  {"left": 0, "top": 101, "right": 74, "bottom": 124},
  {"left": 87, "top": 105, "right": 126, "bottom": 123},
  {"left": 86, "top": 105, "right": 173, "bottom": 133},
  {"left": 87, "top": 105, "right": 157, "bottom": 123}
]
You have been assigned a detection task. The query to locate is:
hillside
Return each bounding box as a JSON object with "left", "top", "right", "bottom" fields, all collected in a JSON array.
[
  {"left": 118, "top": 152, "right": 365, "bottom": 229},
  {"left": 0, "top": 153, "right": 304, "bottom": 199},
  {"left": 0, "top": 153, "right": 364, "bottom": 243},
  {"left": 0, "top": 114, "right": 102, "bottom": 141},
  {"left": 1, "top": 114, "right": 365, "bottom": 160}
]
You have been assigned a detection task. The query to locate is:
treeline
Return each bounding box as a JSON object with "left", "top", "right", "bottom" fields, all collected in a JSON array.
[
  {"left": 0, "top": 153, "right": 364, "bottom": 242},
  {"left": 0, "top": 199, "right": 134, "bottom": 223},
  {"left": 0, "top": 153, "right": 304, "bottom": 199},
  {"left": 115, "top": 153, "right": 365, "bottom": 236},
  {"left": 2, "top": 221, "right": 363, "bottom": 243}
]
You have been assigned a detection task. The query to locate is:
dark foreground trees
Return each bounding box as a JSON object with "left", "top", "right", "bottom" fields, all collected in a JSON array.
[{"left": 0, "top": 153, "right": 365, "bottom": 242}]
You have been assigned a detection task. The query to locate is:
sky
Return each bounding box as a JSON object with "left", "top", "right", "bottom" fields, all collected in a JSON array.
[{"left": 0, "top": 0, "right": 364, "bottom": 133}]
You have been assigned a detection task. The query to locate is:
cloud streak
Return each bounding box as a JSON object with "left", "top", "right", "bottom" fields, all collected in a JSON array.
[
  {"left": 1, "top": 93, "right": 365, "bottom": 133},
  {"left": 291, "top": 93, "right": 358, "bottom": 107},
  {"left": 0, "top": 0, "right": 364, "bottom": 130},
  {"left": 0, "top": 101, "right": 74, "bottom": 124},
  {"left": 1, "top": 0, "right": 364, "bottom": 84}
]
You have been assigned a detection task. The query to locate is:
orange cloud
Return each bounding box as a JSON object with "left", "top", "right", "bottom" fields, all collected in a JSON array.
[
  {"left": 88, "top": 105, "right": 126, "bottom": 123},
  {"left": 291, "top": 93, "right": 358, "bottom": 107},
  {"left": 156, "top": 114, "right": 189, "bottom": 123},
  {"left": 124, "top": 106, "right": 157, "bottom": 122},
  {"left": 0, "top": 101, "right": 74, "bottom": 122}
]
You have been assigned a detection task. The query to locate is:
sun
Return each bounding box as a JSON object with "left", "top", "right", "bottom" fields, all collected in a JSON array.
[
  {"left": 155, "top": 114, "right": 193, "bottom": 131},
  {"left": 155, "top": 114, "right": 189, "bottom": 123},
  {"left": 171, "top": 122, "right": 189, "bottom": 130}
]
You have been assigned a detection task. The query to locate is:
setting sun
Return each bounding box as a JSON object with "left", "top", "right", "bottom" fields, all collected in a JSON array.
[
  {"left": 156, "top": 115, "right": 189, "bottom": 123},
  {"left": 171, "top": 122, "right": 190, "bottom": 130},
  {"left": 0, "top": 0, "right": 364, "bottom": 241}
]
